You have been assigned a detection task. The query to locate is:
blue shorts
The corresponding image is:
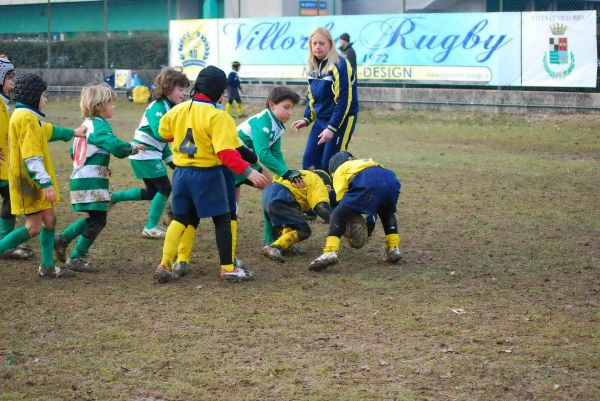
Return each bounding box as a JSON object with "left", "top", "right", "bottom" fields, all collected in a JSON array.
[
  {"left": 339, "top": 166, "right": 400, "bottom": 216},
  {"left": 171, "top": 166, "right": 235, "bottom": 218},
  {"left": 262, "top": 183, "right": 305, "bottom": 228}
]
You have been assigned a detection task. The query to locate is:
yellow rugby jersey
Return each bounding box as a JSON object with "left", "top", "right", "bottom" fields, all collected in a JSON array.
[
  {"left": 0, "top": 93, "right": 10, "bottom": 181},
  {"left": 332, "top": 158, "right": 379, "bottom": 202},
  {"left": 272, "top": 170, "right": 330, "bottom": 210},
  {"left": 159, "top": 99, "right": 241, "bottom": 168},
  {"left": 8, "top": 107, "right": 62, "bottom": 214}
]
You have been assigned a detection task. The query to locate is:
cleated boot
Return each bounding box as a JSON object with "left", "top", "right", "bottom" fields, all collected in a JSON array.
[
  {"left": 66, "top": 257, "right": 98, "bottom": 273},
  {"left": 282, "top": 243, "right": 306, "bottom": 256},
  {"left": 220, "top": 266, "right": 254, "bottom": 282},
  {"left": 262, "top": 244, "right": 285, "bottom": 263},
  {"left": 308, "top": 251, "right": 338, "bottom": 272},
  {"left": 154, "top": 265, "right": 177, "bottom": 283},
  {"left": 142, "top": 226, "right": 166, "bottom": 239},
  {"left": 3, "top": 245, "right": 34, "bottom": 260},
  {"left": 38, "top": 265, "right": 76, "bottom": 279},
  {"left": 172, "top": 261, "right": 190, "bottom": 278},
  {"left": 233, "top": 258, "right": 245, "bottom": 269},
  {"left": 384, "top": 246, "right": 402, "bottom": 264},
  {"left": 54, "top": 233, "right": 69, "bottom": 263}
]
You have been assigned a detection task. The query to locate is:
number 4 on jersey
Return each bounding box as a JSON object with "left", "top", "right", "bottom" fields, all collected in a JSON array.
[{"left": 180, "top": 128, "right": 197, "bottom": 158}]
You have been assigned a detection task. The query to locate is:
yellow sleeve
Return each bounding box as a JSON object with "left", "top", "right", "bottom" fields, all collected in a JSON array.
[
  {"left": 333, "top": 165, "right": 350, "bottom": 202},
  {"left": 211, "top": 112, "right": 241, "bottom": 154},
  {"left": 158, "top": 109, "right": 174, "bottom": 141},
  {"left": 305, "top": 171, "right": 330, "bottom": 208},
  {"left": 21, "top": 116, "right": 45, "bottom": 159},
  {"left": 43, "top": 122, "right": 53, "bottom": 141}
]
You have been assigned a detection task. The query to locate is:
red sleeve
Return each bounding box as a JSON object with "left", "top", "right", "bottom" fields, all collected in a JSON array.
[{"left": 217, "top": 149, "right": 249, "bottom": 175}]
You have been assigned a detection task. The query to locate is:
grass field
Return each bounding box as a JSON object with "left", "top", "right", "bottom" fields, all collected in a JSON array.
[{"left": 1, "top": 97, "right": 599, "bottom": 401}]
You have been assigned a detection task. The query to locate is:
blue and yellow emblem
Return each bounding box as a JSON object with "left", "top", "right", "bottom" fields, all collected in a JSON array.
[{"left": 178, "top": 31, "right": 211, "bottom": 68}]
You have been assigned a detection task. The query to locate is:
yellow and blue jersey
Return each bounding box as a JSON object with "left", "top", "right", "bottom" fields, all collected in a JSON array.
[
  {"left": 332, "top": 159, "right": 379, "bottom": 202},
  {"left": 303, "top": 55, "right": 359, "bottom": 134},
  {"left": 271, "top": 170, "right": 330, "bottom": 211},
  {"left": 158, "top": 98, "right": 241, "bottom": 168},
  {"left": 0, "top": 92, "right": 10, "bottom": 182}
]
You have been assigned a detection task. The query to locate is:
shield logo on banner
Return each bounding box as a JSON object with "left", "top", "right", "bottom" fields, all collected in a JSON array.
[
  {"left": 543, "top": 23, "right": 575, "bottom": 79},
  {"left": 73, "top": 136, "right": 87, "bottom": 168}
]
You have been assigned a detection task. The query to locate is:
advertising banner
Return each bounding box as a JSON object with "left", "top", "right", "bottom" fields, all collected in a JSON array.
[
  {"left": 169, "top": 11, "right": 596, "bottom": 87},
  {"left": 522, "top": 11, "right": 597, "bottom": 87}
]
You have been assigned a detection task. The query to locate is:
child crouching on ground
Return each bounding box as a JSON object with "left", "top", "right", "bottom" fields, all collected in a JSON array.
[
  {"left": 54, "top": 83, "right": 144, "bottom": 272},
  {"left": 0, "top": 73, "right": 86, "bottom": 277},
  {"left": 309, "top": 151, "right": 402, "bottom": 271},
  {"left": 262, "top": 169, "right": 333, "bottom": 262}
]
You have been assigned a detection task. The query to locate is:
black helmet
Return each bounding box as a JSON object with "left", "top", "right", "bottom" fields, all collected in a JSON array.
[
  {"left": 232, "top": 61, "right": 241, "bottom": 69},
  {"left": 328, "top": 151, "right": 354, "bottom": 175},
  {"left": 193, "top": 65, "right": 227, "bottom": 103},
  {"left": 14, "top": 73, "right": 47, "bottom": 109},
  {"left": 312, "top": 169, "right": 332, "bottom": 188}
]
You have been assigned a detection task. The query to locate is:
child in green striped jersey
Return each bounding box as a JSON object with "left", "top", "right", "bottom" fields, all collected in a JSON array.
[{"left": 54, "top": 83, "right": 145, "bottom": 272}]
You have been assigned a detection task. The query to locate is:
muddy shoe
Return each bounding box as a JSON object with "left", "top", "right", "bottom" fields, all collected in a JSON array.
[
  {"left": 262, "top": 244, "right": 285, "bottom": 263},
  {"left": 282, "top": 243, "right": 306, "bottom": 256},
  {"left": 308, "top": 252, "right": 338, "bottom": 272},
  {"left": 66, "top": 257, "right": 98, "bottom": 273},
  {"left": 384, "top": 247, "right": 402, "bottom": 264},
  {"left": 172, "top": 261, "right": 190, "bottom": 278},
  {"left": 54, "top": 233, "right": 69, "bottom": 263},
  {"left": 154, "top": 265, "right": 177, "bottom": 283},
  {"left": 220, "top": 266, "right": 254, "bottom": 282},
  {"left": 3, "top": 245, "right": 34, "bottom": 260},
  {"left": 38, "top": 265, "right": 76, "bottom": 279},
  {"left": 142, "top": 226, "right": 166, "bottom": 239}
]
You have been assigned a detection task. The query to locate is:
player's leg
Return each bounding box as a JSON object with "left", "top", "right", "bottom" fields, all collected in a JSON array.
[
  {"left": 110, "top": 187, "right": 143, "bottom": 204},
  {"left": 262, "top": 199, "right": 307, "bottom": 262},
  {"left": 0, "top": 184, "right": 33, "bottom": 259},
  {"left": 234, "top": 91, "right": 245, "bottom": 117},
  {"left": 377, "top": 203, "right": 401, "bottom": 264},
  {"left": 142, "top": 176, "right": 171, "bottom": 239},
  {"left": 173, "top": 208, "right": 198, "bottom": 277},
  {"left": 308, "top": 204, "right": 357, "bottom": 271},
  {"left": 66, "top": 210, "right": 107, "bottom": 272},
  {"left": 226, "top": 87, "right": 234, "bottom": 114},
  {"left": 54, "top": 217, "right": 87, "bottom": 262},
  {"left": 38, "top": 208, "right": 75, "bottom": 278},
  {"left": 0, "top": 210, "right": 43, "bottom": 255}
]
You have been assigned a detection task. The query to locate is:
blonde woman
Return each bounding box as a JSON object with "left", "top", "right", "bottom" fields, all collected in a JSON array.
[{"left": 292, "top": 27, "right": 359, "bottom": 172}]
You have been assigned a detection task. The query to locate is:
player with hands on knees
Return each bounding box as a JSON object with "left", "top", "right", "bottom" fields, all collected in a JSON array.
[{"left": 309, "top": 151, "right": 402, "bottom": 272}]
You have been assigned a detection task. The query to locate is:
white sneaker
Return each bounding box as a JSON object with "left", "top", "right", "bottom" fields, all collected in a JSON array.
[
  {"left": 384, "top": 246, "right": 402, "bottom": 264},
  {"left": 308, "top": 252, "right": 338, "bottom": 272},
  {"left": 142, "top": 226, "right": 166, "bottom": 239},
  {"left": 220, "top": 266, "right": 254, "bottom": 282}
]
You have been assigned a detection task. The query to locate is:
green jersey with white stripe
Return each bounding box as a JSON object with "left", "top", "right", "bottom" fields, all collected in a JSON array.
[
  {"left": 129, "top": 98, "right": 173, "bottom": 179},
  {"left": 70, "top": 117, "right": 134, "bottom": 212}
]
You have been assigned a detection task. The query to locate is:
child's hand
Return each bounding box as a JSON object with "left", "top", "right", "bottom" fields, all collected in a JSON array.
[
  {"left": 291, "top": 119, "right": 308, "bottom": 132},
  {"left": 247, "top": 169, "right": 269, "bottom": 189},
  {"left": 73, "top": 124, "right": 87, "bottom": 138},
  {"left": 130, "top": 142, "right": 146, "bottom": 155},
  {"left": 42, "top": 187, "right": 57, "bottom": 203}
]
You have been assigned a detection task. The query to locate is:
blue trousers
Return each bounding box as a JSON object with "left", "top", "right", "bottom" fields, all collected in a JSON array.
[{"left": 302, "top": 115, "right": 357, "bottom": 171}]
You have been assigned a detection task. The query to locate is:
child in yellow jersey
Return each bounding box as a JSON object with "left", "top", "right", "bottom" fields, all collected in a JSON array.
[
  {"left": 309, "top": 151, "right": 402, "bottom": 271},
  {"left": 0, "top": 73, "right": 86, "bottom": 278},
  {"left": 261, "top": 169, "right": 333, "bottom": 262},
  {"left": 0, "top": 55, "right": 34, "bottom": 260},
  {"left": 155, "top": 65, "right": 268, "bottom": 283}
]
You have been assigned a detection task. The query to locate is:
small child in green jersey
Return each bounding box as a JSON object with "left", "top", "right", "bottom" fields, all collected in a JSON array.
[
  {"left": 110, "top": 68, "right": 189, "bottom": 239},
  {"left": 54, "top": 83, "right": 145, "bottom": 272},
  {"left": 0, "top": 73, "right": 86, "bottom": 278}
]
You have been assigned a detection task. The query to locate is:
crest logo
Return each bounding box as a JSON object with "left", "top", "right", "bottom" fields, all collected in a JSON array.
[
  {"left": 543, "top": 23, "right": 575, "bottom": 79},
  {"left": 178, "top": 31, "right": 211, "bottom": 68}
]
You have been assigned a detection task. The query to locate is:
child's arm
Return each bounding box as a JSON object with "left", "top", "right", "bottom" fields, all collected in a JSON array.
[
  {"left": 22, "top": 120, "right": 55, "bottom": 200},
  {"left": 161, "top": 143, "right": 175, "bottom": 169},
  {"left": 91, "top": 123, "right": 141, "bottom": 159},
  {"left": 252, "top": 130, "right": 288, "bottom": 177},
  {"left": 44, "top": 123, "right": 86, "bottom": 142}
]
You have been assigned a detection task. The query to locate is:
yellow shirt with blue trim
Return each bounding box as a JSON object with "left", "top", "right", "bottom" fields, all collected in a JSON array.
[
  {"left": 272, "top": 170, "right": 330, "bottom": 210},
  {"left": 8, "top": 107, "right": 65, "bottom": 214},
  {"left": 332, "top": 159, "right": 379, "bottom": 202},
  {"left": 0, "top": 93, "right": 10, "bottom": 182},
  {"left": 159, "top": 99, "right": 241, "bottom": 168}
]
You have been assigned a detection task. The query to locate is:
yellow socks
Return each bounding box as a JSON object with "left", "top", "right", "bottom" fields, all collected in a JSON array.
[
  {"left": 236, "top": 103, "right": 244, "bottom": 115},
  {"left": 272, "top": 228, "right": 300, "bottom": 250},
  {"left": 231, "top": 219, "right": 237, "bottom": 262},
  {"left": 160, "top": 221, "right": 186, "bottom": 269},
  {"left": 385, "top": 233, "right": 400, "bottom": 250},
  {"left": 221, "top": 263, "right": 235, "bottom": 272},
  {"left": 176, "top": 224, "right": 195, "bottom": 264},
  {"left": 324, "top": 236, "right": 341, "bottom": 253}
]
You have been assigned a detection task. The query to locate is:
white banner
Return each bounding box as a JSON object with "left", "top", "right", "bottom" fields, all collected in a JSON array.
[{"left": 522, "top": 11, "right": 597, "bottom": 87}]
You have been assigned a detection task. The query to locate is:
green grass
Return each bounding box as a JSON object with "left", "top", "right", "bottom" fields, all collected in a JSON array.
[{"left": 1, "top": 97, "right": 599, "bottom": 401}]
